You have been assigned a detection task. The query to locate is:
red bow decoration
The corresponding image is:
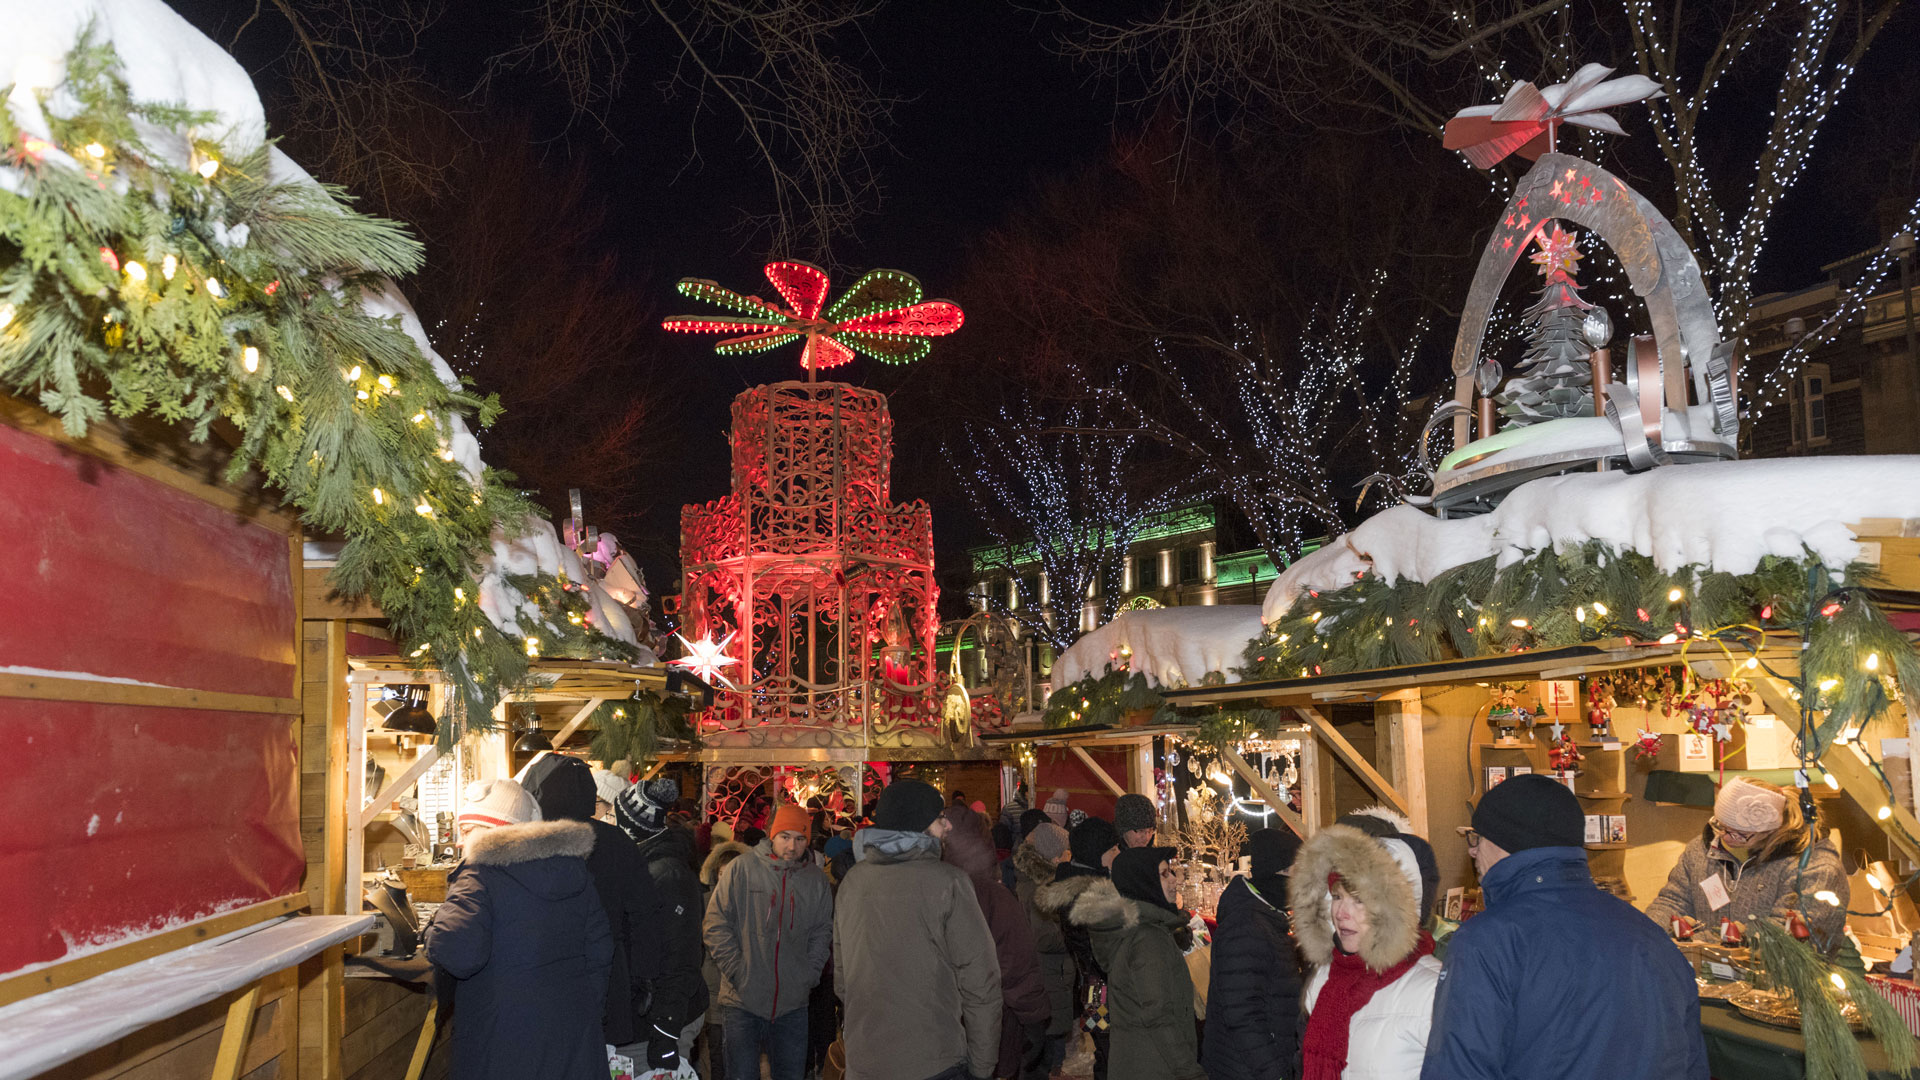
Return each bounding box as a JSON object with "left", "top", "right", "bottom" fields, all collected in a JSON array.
[
  {"left": 1444, "top": 63, "right": 1664, "bottom": 169},
  {"left": 663, "top": 261, "right": 963, "bottom": 373}
]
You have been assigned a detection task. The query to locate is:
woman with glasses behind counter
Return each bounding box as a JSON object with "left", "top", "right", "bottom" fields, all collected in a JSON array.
[{"left": 1643, "top": 777, "right": 1849, "bottom": 947}]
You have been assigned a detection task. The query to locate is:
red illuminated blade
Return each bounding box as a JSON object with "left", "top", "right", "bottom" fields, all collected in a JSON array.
[
  {"left": 765, "top": 261, "right": 832, "bottom": 320},
  {"left": 836, "top": 300, "right": 965, "bottom": 337}
]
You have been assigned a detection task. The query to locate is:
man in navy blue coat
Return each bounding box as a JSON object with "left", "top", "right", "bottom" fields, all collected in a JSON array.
[{"left": 1422, "top": 774, "right": 1707, "bottom": 1080}]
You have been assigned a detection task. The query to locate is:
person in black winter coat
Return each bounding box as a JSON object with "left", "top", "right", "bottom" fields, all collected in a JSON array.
[
  {"left": 521, "top": 753, "right": 662, "bottom": 1049},
  {"left": 617, "top": 776, "right": 713, "bottom": 1075},
  {"left": 427, "top": 779, "right": 613, "bottom": 1080},
  {"left": 1035, "top": 816, "right": 1122, "bottom": 1080},
  {"left": 1203, "top": 828, "right": 1305, "bottom": 1080}
]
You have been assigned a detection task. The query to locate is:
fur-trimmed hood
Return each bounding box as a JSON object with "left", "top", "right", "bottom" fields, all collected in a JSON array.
[
  {"left": 1034, "top": 868, "right": 1103, "bottom": 917},
  {"left": 700, "top": 839, "right": 750, "bottom": 887},
  {"left": 465, "top": 819, "right": 595, "bottom": 865},
  {"left": 1288, "top": 823, "right": 1421, "bottom": 972},
  {"left": 1013, "top": 841, "right": 1059, "bottom": 888}
]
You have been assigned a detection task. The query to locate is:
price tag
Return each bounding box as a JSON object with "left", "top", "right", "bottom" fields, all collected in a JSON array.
[
  {"left": 1701, "top": 873, "right": 1731, "bottom": 911},
  {"left": 1709, "top": 962, "right": 1738, "bottom": 981}
]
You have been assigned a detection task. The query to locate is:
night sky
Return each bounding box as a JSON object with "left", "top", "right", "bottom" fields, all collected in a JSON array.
[{"left": 166, "top": 0, "right": 1918, "bottom": 594}]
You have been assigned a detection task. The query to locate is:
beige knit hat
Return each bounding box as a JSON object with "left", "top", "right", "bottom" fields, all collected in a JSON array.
[
  {"left": 1714, "top": 777, "right": 1786, "bottom": 834},
  {"left": 458, "top": 778, "right": 541, "bottom": 830}
]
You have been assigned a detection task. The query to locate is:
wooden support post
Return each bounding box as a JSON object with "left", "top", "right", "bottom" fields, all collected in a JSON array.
[
  {"left": 1134, "top": 740, "right": 1156, "bottom": 798},
  {"left": 1296, "top": 737, "right": 1325, "bottom": 834},
  {"left": 1378, "top": 693, "right": 1429, "bottom": 836},
  {"left": 1748, "top": 675, "right": 1920, "bottom": 866},
  {"left": 322, "top": 626, "right": 351, "bottom": 918},
  {"left": 209, "top": 982, "right": 263, "bottom": 1080},
  {"left": 1293, "top": 705, "right": 1412, "bottom": 817},
  {"left": 1070, "top": 744, "right": 1127, "bottom": 798},
  {"left": 1221, "top": 746, "right": 1306, "bottom": 838},
  {"left": 345, "top": 681, "right": 368, "bottom": 915},
  {"left": 404, "top": 998, "right": 440, "bottom": 1080}
]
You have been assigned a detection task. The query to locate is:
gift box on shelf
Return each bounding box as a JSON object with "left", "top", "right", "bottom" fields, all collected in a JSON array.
[{"left": 1866, "top": 975, "right": 1920, "bottom": 1038}]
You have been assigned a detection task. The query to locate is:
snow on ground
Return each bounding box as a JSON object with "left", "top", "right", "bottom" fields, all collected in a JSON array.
[
  {"left": 1265, "top": 456, "right": 1920, "bottom": 622},
  {"left": 1054, "top": 606, "right": 1266, "bottom": 689},
  {"left": 1, "top": 0, "right": 643, "bottom": 652}
]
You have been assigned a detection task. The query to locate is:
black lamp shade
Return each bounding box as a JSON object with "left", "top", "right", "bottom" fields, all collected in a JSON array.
[
  {"left": 514, "top": 726, "right": 553, "bottom": 753},
  {"left": 383, "top": 688, "right": 438, "bottom": 735}
]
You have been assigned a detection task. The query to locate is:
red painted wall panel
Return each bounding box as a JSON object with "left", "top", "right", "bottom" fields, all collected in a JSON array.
[
  {"left": 1036, "top": 746, "right": 1130, "bottom": 820},
  {"left": 0, "top": 422, "right": 295, "bottom": 698},
  {"left": 0, "top": 700, "right": 304, "bottom": 974},
  {"left": 0, "top": 419, "right": 301, "bottom": 977}
]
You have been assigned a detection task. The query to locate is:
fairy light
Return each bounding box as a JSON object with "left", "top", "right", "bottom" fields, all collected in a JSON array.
[
  {"left": 1819, "top": 678, "right": 1839, "bottom": 692},
  {"left": 0, "top": 303, "right": 14, "bottom": 328},
  {"left": 1824, "top": 773, "right": 1839, "bottom": 790},
  {"left": 275, "top": 385, "right": 294, "bottom": 401},
  {"left": 371, "top": 487, "right": 385, "bottom": 505},
  {"left": 453, "top": 587, "right": 465, "bottom": 603},
  {"left": 84, "top": 142, "right": 105, "bottom": 159},
  {"left": 1879, "top": 805, "right": 1894, "bottom": 821},
  {"left": 1865, "top": 652, "right": 1880, "bottom": 671},
  {"left": 123, "top": 261, "right": 146, "bottom": 282},
  {"left": 197, "top": 158, "right": 219, "bottom": 178},
  {"left": 242, "top": 346, "right": 259, "bottom": 373},
  {"left": 1667, "top": 587, "right": 1684, "bottom": 602},
  {"left": 161, "top": 254, "right": 177, "bottom": 280},
  {"left": 414, "top": 501, "right": 433, "bottom": 517},
  {"left": 1815, "top": 890, "right": 1841, "bottom": 906},
  {"left": 1592, "top": 602, "right": 1609, "bottom": 616},
  {"left": 412, "top": 412, "right": 428, "bottom": 424},
  {"left": 525, "top": 636, "right": 541, "bottom": 657},
  {"left": 204, "top": 278, "right": 225, "bottom": 299},
  {"left": 345, "top": 364, "right": 362, "bottom": 382}
]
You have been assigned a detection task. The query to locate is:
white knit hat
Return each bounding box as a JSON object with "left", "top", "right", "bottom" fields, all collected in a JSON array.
[
  {"left": 593, "top": 768, "right": 631, "bottom": 806},
  {"left": 1714, "top": 777, "right": 1786, "bottom": 834},
  {"left": 458, "top": 778, "right": 541, "bottom": 830}
]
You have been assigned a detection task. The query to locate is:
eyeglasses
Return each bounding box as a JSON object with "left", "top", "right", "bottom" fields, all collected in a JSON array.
[
  {"left": 1710, "top": 819, "right": 1759, "bottom": 842},
  {"left": 1463, "top": 829, "right": 1482, "bottom": 853}
]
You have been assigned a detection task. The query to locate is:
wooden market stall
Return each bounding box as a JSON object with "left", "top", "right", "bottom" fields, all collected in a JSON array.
[{"left": 0, "top": 396, "right": 371, "bottom": 1080}]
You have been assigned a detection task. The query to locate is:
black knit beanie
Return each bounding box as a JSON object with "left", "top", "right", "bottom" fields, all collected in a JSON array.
[
  {"left": 1248, "top": 827, "right": 1302, "bottom": 878},
  {"left": 874, "top": 778, "right": 945, "bottom": 832},
  {"left": 1068, "top": 816, "right": 1120, "bottom": 869},
  {"left": 1473, "top": 773, "right": 1585, "bottom": 852},
  {"left": 1019, "top": 808, "right": 1050, "bottom": 838}
]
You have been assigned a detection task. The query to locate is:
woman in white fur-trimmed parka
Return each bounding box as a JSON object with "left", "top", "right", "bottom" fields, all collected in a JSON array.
[{"left": 1289, "top": 818, "right": 1440, "bottom": 1080}]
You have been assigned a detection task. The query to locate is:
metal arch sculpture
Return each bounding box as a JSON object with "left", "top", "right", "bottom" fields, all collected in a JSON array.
[
  {"left": 1428, "top": 64, "right": 1739, "bottom": 515},
  {"left": 1445, "top": 153, "right": 1736, "bottom": 447},
  {"left": 662, "top": 261, "right": 964, "bottom": 378}
]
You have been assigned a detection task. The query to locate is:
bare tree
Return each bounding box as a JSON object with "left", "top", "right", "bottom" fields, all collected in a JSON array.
[
  {"left": 218, "top": 0, "right": 897, "bottom": 257},
  {"left": 951, "top": 392, "right": 1189, "bottom": 651},
  {"left": 1054, "top": 0, "right": 1920, "bottom": 430}
]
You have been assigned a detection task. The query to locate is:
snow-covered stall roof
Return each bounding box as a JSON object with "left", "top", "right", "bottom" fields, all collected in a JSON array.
[
  {"left": 3, "top": 0, "right": 648, "bottom": 660},
  {"left": 1054, "top": 606, "right": 1266, "bottom": 689},
  {"left": 1265, "top": 456, "right": 1920, "bottom": 623}
]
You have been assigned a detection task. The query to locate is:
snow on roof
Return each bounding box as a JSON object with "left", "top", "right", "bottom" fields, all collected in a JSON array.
[
  {"left": 1, "top": 0, "right": 643, "bottom": 653},
  {"left": 1265, "top": 455, "right": 1920, "bottom": 622},
  {"left": 1054, "top": 606, "right": 1266, "bottom": 689}
]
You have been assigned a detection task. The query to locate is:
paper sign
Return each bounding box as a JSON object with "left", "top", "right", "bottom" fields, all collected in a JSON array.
[
  {"left": 1701, "top": 873, "right": 1731, "bottom": 911},
  {"left": 1709, "top": 962, "right": 1738, "bottom": 981}
]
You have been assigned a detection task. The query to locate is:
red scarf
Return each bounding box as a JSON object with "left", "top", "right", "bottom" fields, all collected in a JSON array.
[{"left": 1301, "top": 932, "right": 1435, "bottom": 1080}]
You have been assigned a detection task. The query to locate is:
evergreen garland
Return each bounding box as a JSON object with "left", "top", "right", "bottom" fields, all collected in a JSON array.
[
  {"left": 1748, "top": 918, "right": 1919, "bottom": 1080},
  {"left": 1241, "top": 541, "right": 1920, "bottom": 747},
  {"left": 587, "top": 692, "right": 692, "bottom": 767},
  {"left": 0, "top": 34, "right": 633, "bottom": 744}
]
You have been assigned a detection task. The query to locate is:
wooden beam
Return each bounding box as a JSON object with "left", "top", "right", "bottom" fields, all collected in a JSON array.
[
  {"left": 304, "top": 565, "right": 383, "bottom": 621},
  {"left": 345, "top": 681, "right": 368, "bottom": 915},
  {"left": 1378, "top": 694, "right": 1429, "bottom": 836},
  {"left": 403, "top": 998, "right": 440, "bottom": 1080},
  {"left": 1221, "top": 746, "right": 1306, "bottom": 838},
  {"left": 359, "top": 747, "right": 442, "bottom": 829},
  {"left": 209, "top": 981, "right": 264, "bottom": 1080},
  {"left": 1069, "top": 745, "right": 1127, "bottom": 798},
  {"left": 551, "top": 696, "right": 608, "bottom": 748},
  {"left": 0, "top": 894, "right": 307, "bottom": 1008},
  {"left": 1296, "top": 737, "right": 1325, "bottom": 833},
  {"left": 322, "top": 624, "right": 350, "bottom": 918},
  {"left": 0, "top": 672, "right": 300, "bottom": 716},
  {"left": 1293, "top": 705, "right": 1412, "bottom": 817},
  {"left": 1747, "top": 674, "right": 1920, "bottom": 866}
]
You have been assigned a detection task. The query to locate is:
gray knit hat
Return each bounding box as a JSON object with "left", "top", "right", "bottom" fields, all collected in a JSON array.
[
  {"left": 1027, "top": 822, "right": 1070, "bottom": 861},
  {"left": 1114, "top": 793, "right": 1158, "bottom": 833}
]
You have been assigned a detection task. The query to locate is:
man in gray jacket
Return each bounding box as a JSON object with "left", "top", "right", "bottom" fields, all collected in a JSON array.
[
  {"left": 704, "top": 802, "right": 833, "bottom": 1080},
  {"left": 836, "top": 778, "right": 1002, "bottom": 1080}
]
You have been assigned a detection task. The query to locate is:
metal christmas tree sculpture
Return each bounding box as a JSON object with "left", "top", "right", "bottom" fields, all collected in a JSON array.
[
  {"left": 1496, "top": 227, "right": 1596, "bottom": 425},
  {"left": 662, "top": 260, "right": 963, "bottom": 378},
  {"left": 672, "top": 265, "right": 963, "bottom": 769},
  {"left": 1417, "top": 63, "right": 1740, "bottom": 516}
]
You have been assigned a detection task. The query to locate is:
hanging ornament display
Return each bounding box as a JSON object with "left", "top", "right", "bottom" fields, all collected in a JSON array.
[
  {"left": 1632, "top": 727, "right": 1664, "bottom": 764},
  {"left": 662, "top": 261, "right": 963, "bottom": 377}
]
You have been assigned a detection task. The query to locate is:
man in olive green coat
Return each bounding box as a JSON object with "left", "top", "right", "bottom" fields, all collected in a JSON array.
[{"left": 835, "top": 779, "right": 1002, "bottom": 1080}]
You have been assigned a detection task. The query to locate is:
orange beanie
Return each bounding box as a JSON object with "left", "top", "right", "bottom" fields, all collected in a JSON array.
[{"left": 769, "top": 804, "right": 813, "bottom": 839}]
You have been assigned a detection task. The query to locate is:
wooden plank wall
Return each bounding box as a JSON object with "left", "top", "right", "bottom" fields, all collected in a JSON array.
[
  {"left": 343, "top": 981, "right": 448, "bottom": 1080},
  {"left": 38, "top": 967, "right": 299, "bottom": 1080}
]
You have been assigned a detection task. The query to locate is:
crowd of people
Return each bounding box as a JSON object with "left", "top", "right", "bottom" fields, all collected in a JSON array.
[{"left": 423, "top": 763, "right": 1742, "bottom": 1080}]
